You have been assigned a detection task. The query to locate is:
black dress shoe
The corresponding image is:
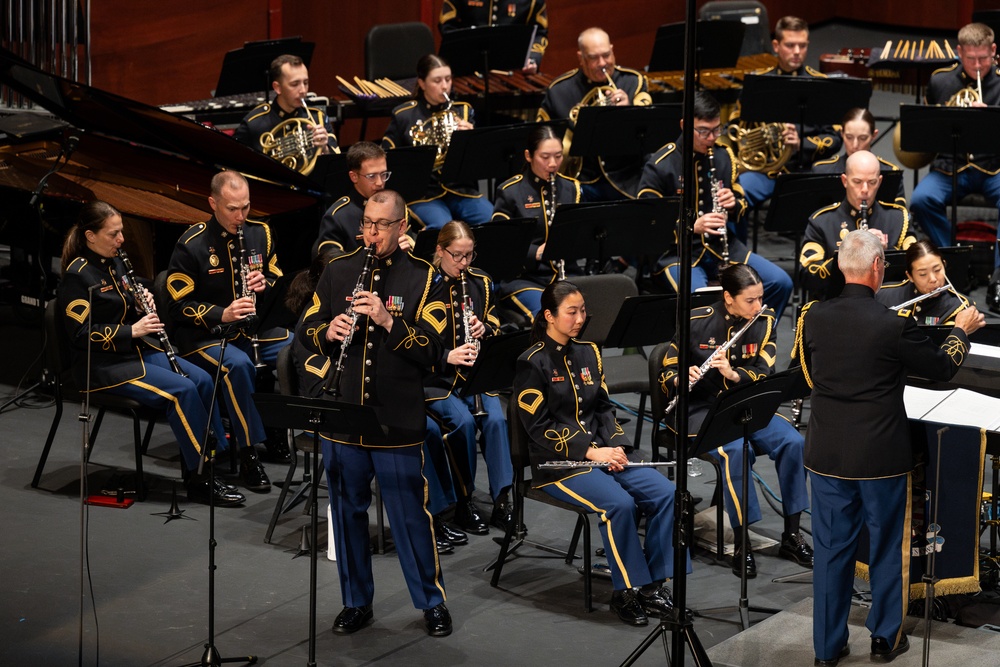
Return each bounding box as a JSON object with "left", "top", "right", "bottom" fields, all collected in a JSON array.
[
  {"left": 186, "top": 475, "right": 246, "bottom": 507},
  {"left": 871, "top": 635, "right": 908, "bottom": 663},
  {"left": 490, "top": 501, "right": 518, "bottom": 533},
  {"left": 610, "top": 589, "right": 649, "bottom": 626},
  {"left": 332, "top": 605, "right": 373, "bottom": 635},
  {"left": 434, "top": 516, "right": 468, "bottom": 545},
  {"left": 637, "top": 585, "right": 676, "bottom": 618},
  {"left": 731, "top": 543, "right": 757, "bottom": 579},
  {"left": 423, "top": 603, "right": 452, "bottom": 637},
  {"left": 814, "top": 644, "right": 849, "bottom": 666},
  {"left": 239, "top": 446, "right": 271, "bottom": 493},
  {"left": 260, "top": 430, "right": 292, "bottom": 464},
  {"left": 435, "top": 534, "right": 454, "bottom": 554},
  {"left": 453, "top": 499, "right": 489, "bottom": 535},
  {"left": 779, "top": 531, "right": 815, "bottom": 568}
]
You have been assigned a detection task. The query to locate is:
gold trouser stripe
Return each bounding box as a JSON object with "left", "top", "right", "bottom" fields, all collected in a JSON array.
[
  {"left": 508, "top": 293, "right": 535, "bottom": 319},
  {"left": 716, "top": 446, "right": 744, "bottom": 527},
  {"left": 129, "top": 380, "right": 201, "bottom": 453},
  {"left": 554, "top": 480, "right": 631, "bottom": 589},
  {"left": 196, "top": 349, "right": 251, "bottom": 446},
  {"left": 420, "top": 446, "right": 447, "bottom": 601},
  {"left": 895, "top": 473, "right": 913, "bottom": 648},
  {"left": 440, "top": 428, "right": 471, "bottom": 498}
]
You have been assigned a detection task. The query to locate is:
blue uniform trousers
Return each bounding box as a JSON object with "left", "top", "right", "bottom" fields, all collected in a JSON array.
[
  {"left": 809, "top": 471, "right": 910, "bottom": 661},
  {"left": 662, "top": 252, "right": 793, "bottom": 322},
  {"left": 542, "top": 466, "right": 689, "bottom": 591},
  {"left": 427, "top": 394, "right": 514, "bottom": 502},
  {"left": 910, "top": 169, "right": 1000, "bottom": 258},
  {"left": 323, "top": 440, "right": 446, "bottom": 610},
  {"left": 737, "top": 171, "right": 774, "bottom": 211},
  {"left": 410, "top": 194, "right": 493, "bottom": 231},
  {"left": 106, "top": 354, "right": 228, "bottom": 470},
  {"left": 499, "top": 283, "right": 543, "bottom": 319},
  {"left": 706, "top": 414, "right": 809, "bottom": 530},
  {"left": 422, "top": 417, "right": 457, "bottom": 516}
]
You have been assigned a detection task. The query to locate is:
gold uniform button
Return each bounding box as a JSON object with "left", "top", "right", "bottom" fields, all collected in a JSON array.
[
  {"left": 364, "top": 393, "right": 369, "bottom": 399},
  {"left": 367, "top": 342, "right": 373, "bottom": 349},
  {"left": 365, "top": 359, "right": 372, "bottom": 366}
]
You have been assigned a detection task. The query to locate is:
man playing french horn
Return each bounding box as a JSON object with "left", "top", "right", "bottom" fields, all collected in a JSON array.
[
  {"left": 911, "top": 23, "right": 1000, "bottom": 253},
  {"left": 234, "top": 54, "right": 338, "bottom": 174}
]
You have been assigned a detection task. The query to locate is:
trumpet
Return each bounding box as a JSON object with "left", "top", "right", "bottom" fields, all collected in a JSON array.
[
  {"left": 547, "top": 171, "right": 565, "bottom": 280},
  {"left": 663, "top": 305, "right": 767, "bottom": 416},
  {"left": 117, "top": 250, "right": 187, "bottom": 377},
  {"left": 324, "top": 243, "right": 377, "bottom": 398},
  {"left": 236, "top": 225, "right": 267, "bottom": 371},
  {"left": 459, "top": 270, "right": 488, "bottom": 417},
  {"left": 706, "top": 147, "right": 729, "bottom": 264}
]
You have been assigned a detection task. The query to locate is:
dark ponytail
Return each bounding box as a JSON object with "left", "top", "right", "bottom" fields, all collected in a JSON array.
[
  {"left": 719, "top": 263, "right": 762, "bottom": 301},
  {"left": 530, "top": 280, "right": 581, "bottom": 344},
  {"left": 61, "top": 200, "right": 119, "bottom": 271}
]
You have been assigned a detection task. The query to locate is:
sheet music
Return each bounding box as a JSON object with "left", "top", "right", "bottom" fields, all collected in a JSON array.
[
  {"left": 903, "top": 385, "right": 952, "bottom": 419},
  {"left": 913, "top": 387, "right": 1000, "bottom": 431},
  {"left": 970, "top": 342, "right": 1000, "bottom": 359}
]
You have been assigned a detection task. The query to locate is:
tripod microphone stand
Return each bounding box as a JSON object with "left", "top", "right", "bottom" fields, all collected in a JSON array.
[{"left": 182, "top": 328, "right": 256, "bottom": 667}]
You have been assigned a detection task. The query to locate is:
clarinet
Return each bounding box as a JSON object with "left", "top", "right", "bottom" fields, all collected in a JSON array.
[
  {"left": 324, "top": 243, "right": 377, "bottom": 398},
  {"left": 459, "top": 270, "right": 488, "bottom": 417},
  {"left": 663, "top": 304, "right": 768, "bottom": 416},
  {"left": 117, "top": 250, "right": 187, "bottom": 377},
  {"left": 859, "top": 199, "right": 868, "bottom": 231},
  {"left": 547, "top": 172, "right": 565, "bottom": 280},
  {"left": 236, "top": 225, "right": 267, "bottom": 370},
  {"left": 707, "top": 147, "right": 729, "bottom": 265}
]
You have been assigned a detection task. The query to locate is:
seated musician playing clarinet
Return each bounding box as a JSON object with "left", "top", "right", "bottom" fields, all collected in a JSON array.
[
  {"left": 58, "top": 201, "right": 242, "bottom": 506},
  {"left": 638, "top": 91, "right": 793, "bottom": 322},
  {"left": 801, "top": 151, "right": 915, "bottom": 299},
  {"left": 514, "top": 281, "right": 687, "bottom": 627},
  {"left": 382, "top": 54, "right": 492, "bottom": 231},
  {"left": 659, "top": 264, "right": 812, "bottom": 579},
  {"left": 423, "top": 221, "right": 515, "bottom": 539},
  {"left": 234, "top": 54, "right": 338, "bottom": 168},
  {"left": 876, "top": 239, "right": 973, "bottom": 325},
  {"left": 492, "top": 124, "right": 582, "bottom": 318}
]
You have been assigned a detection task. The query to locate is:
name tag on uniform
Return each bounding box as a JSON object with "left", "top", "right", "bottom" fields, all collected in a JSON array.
[
  {"left": 208, "top": 268, "right": 226, "bottom": 275},
  {"left": 100, "top": 285, "right": 115, "bottom": 293},
  {"left": 525, "top": 201, "right": 541, "bottom": 209},
  {"left": 550, "top": 369, "right": 565, "bottom": 383}
]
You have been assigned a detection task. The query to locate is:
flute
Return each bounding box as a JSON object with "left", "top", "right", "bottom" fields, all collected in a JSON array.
[
  {"left": 890, "top": 284, "right": 952, "bottom": 311},
  {"left": 538, "top": 461, "right": 675, "bottom": 470}
]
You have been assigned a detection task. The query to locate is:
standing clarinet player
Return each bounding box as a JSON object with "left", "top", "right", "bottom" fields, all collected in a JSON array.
[
  {"left": 797, "top": 230, "right": 984, "bottom": 665},
  {"left": 58, "top": 201, "right": 241, "bottom": 506},
  {"left": 295, "top": 189, "right": 453, "bottom": 637}
]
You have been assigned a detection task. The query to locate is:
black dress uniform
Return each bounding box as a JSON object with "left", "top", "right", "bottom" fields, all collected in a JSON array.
[
  {"left": 659, "top": 303, "right": 808, "bottom": 534},
  {"left": 812, "top": 152, "right": 906, "bottom": 206},
  {"left": 295, "top": 245, "right": 447, "bottom": 611},
  {"left": 316, "top": 189, "right": 364, "bottom": 257},
  {"left": 537, "top": 66, "right": 652, "bottom": 199},
  {"left": 795, "top": 284, "right": 971, "bottom": 662},
  {"left": 514, "top": 334, "right": 686, "bottom": 594},
  {"left": 382, "top": 98, "right": 491, "bottom": 229},
  {"left": 59, "top": 248, "right": 227, "bottom": 472},
  {"left": 801, "top": 200, "right": 916, "bottom": 297},
  {"left": 875, "top": 280, "right": 971, "bottom": 326},
  {"left": 491, "top": 170, "right": 581, "bottom": 316},
  {"left": 637, "top": 138, "right": 793, "bottom": 321},
  {"left": 233, "top": 100, "right": 338, "bottom": 155},
  {"left": 423, "top": 267, "right": 513, "bottom": 510},
  {"left": 912, "top": 62, "right": 1000, "bottom": 248},
  {"left": 166, "top": 216, "right": 291, "bottom": 451},
  {"left": 439, "top": 0, "right": 549, "bottom": 69}
]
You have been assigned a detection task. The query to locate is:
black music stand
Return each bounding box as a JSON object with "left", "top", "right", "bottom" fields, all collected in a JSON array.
[
  {"left": 571, "top": 104, "right": 680, "bottom": 159},
  {"left": 214, "top": 37, "right": 314, "bottom": 98},
  {"left": 899, "top": 104, "right": 1000, "bottom": 245},
  {"left": 604, "top": 292, "right": 718, "bottom": 349},
  {"left": 739, "top": 75, "right": 872, "bottom": 170},
  {"left": 413, "top": 218, "right": 535, "bottom": 282},
  {"left": 253, "top": 394, "right": 382, "bottom": 667},
  {"left": 382, "top": 146, "right": 438, "bottom": 204},
  {"left": 439, "top": 25, "right": 534, "bottom": 124},
  {"left": 544, "top": 198, "right": 678, "bottom": 269},
  {"left": 647, "top": 20, "right": 744, "bottom": 72},
  {"left": 308, "top": 152, "right": 351, "bottom": 199}
]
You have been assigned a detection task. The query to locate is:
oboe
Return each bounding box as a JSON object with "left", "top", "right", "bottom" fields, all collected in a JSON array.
[
  {"left": 459, "top": 270, "right": 488, "bottom": 417},
  {"left": 706, "top": 147, "right": 729, "bottom": 264},
  {"left": 859, "top": 199, "right": 869, "bottom": 231},
  {"left": 663, "top": 304, "right": 768, "bottom": 416},
  {"left": 324, "top": 243, "right": 377, "bottom": 398},
  {"left": 547, "top": 172, "right": 565, "bottom": 280},
  {"left": 236, "top": 225, "right": 266, "bottom": 370},
  {"left": 117, "top": 250, "right": 187, "bottom": 377}
]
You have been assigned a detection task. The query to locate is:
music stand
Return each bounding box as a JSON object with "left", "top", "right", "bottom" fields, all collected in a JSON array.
[
  {"left": 570, "top": 104, "right": 681, "bottom": 158},
  {"left": 439, "top": 25, "right": 534, "bottom": 123},
  {"left": 740, "top": 75, "right": 872, "bottom": 169},
  {"left": 647, "top": 20, "right": 744, "bottom": 72},
  {"left": 604, "top": 292, "right": 718, "bottom": 349},
  {"left": 413, "top": 218, "right": 535, "bottom": 282},
  {"left": 544, "top": 198, "right": 678, "bottom": 269},
  {"left": 383, "top": 146, "right": 438, "bottom": 204},
  {"left": 214, "top": 37, "right": 314, "bottom": 98},
  {"left": 253, "top": 394, "right": 381, "bottom": 667},
  {"left": 308, "top": 152, "right": 351, "bottom": 199},
  {"left": 899, "top": 104, "right": 1000, "bottom": 245}
]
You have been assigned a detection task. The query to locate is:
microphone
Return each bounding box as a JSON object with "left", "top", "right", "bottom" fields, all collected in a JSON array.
[{"left": 210, "top": 315, "right": 258, "bottom": 337}]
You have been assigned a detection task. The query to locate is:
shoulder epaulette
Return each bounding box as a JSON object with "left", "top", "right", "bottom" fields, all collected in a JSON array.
[
  {"left": 67, "top": 257, "right": 87, "bottom": 273},
  {"left": 877, "top": 156, "right": 901, "bottom": 171},
  {"left": 392, "top": 100, "right": 419, "bottom": 115},
  {"left": 329, "top": 246, "right": 364, "bottom": 264},
  {"left": 524, "top": 341, "right": 545, "bottom": 360},
  {"left": 880, "top": 279, "right": 908, "bottom": 289},
  {"left": 615, "top": 65, "right": 645, "bottom": 79},
  {"left": 179, "top": 222, "right": 207, "bottom": 244},
  {"left": 930, "top": 62, "right": 960, "bottom": 78},
  {"left": 813, "top": 154, "right": 840, "bottom": 167},
  {"left": 329, "top": 196, "right": 351, "bottom": 215},
  {"left": 810, "top": 202, "right": 841, "bottom": 220},
  {"left": 884, "top": 201, "right": 908, "bottom": 214},
  {"left": 245, "top": 103, "right": 270, "bottom": 122},
  {"left": 467, "top": 266, "right": 490, "bottom": 281},
  {"left": 499, "top": 174, "right": 524, "bottom": 190},
  {"left": 653, "top": 143, "right": 678, "bottom": 165},
  {"left": 805, "top": 66, "right": 826, "bottom": 78},
  {"left": 548, "top": 69, "right": 580, "bottom": 87},
  {"left": 691, "top": 305, "right": 714, "bottom": 319},
  {"left": 754, "top": 65, "right": 777, "bottom": 75}
]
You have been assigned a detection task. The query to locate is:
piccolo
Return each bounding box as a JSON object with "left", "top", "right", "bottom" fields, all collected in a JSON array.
[{"left": 538, "top": 461, "right": 676, "bottom": 470}]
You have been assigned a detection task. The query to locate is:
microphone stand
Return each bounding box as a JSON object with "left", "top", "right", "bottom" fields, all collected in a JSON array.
[
  {"left": 78, "top": 284, "right": 96, "bottom": 667},
  {"left": 921, "top": 426, "right": 948, "bottom": 667},
  {"left": 182, "top": 330, "right": 256, "bottom": 667}
]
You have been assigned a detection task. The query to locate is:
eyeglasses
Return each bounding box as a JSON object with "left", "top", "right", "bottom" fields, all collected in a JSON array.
[
  {"left": 361, "top": 217, "right": 403, "bottom": 231},
  {"left": 693, "top": 125, "right": 723, "bottom": 139},
  {"left": 359, "top": 171, "right": 392, "bottom": 183},
  {"left": 444, "top": 249, "right": 477, "bottom": 263}
]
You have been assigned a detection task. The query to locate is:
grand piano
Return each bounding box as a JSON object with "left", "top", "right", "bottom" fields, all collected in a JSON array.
[{"left": 0, "top": 47, "right": 325, "bottom": 297}]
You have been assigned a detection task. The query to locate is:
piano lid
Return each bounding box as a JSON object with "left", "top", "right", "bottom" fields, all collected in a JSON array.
[{"left": 0, "top": 46, "right": 322, "bottom": 200}]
